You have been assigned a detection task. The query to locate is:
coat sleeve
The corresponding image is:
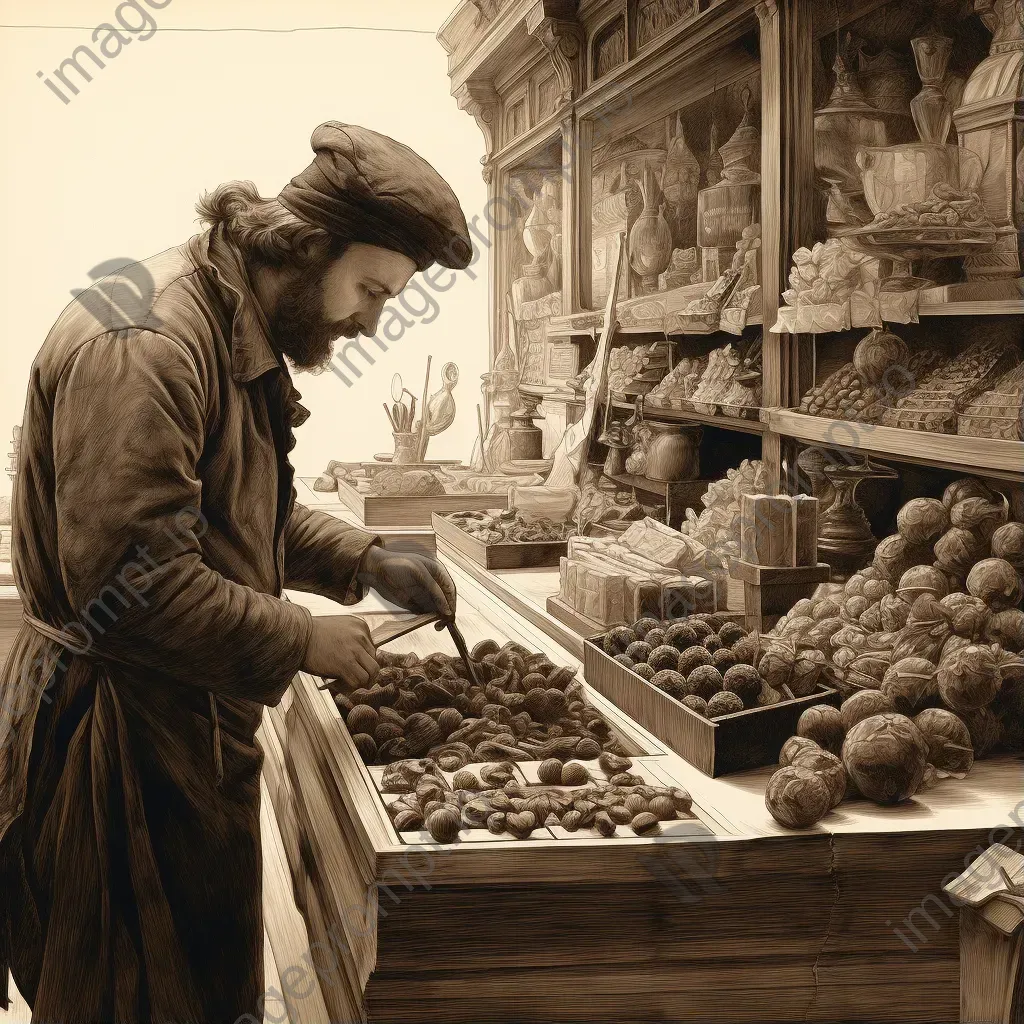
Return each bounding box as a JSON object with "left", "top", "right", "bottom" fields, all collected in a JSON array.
[
  {"left": 52, "top": 329, "right": 312, "bottom": 704},
  {"left": 283, "top": 502, "right": 381, "bottom": 606}
]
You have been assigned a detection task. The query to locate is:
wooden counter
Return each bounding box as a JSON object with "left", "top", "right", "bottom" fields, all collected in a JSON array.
[
  {"left": 263, "top": 563, "right": 1024, "bottom": 1024},
  {"left": 0, "top": 563, "right": 22, "bottom": 670}
]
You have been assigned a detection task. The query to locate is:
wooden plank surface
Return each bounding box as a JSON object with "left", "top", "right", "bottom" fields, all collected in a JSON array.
[
  {"left": 260, "top": 776, "right": 332, "bottom": 1024},
  {"left": 285, "top": 566, "right": 1024, "bottom": 844},
  {"left": 767, "top": 408, "right": 1024, "bottom": 482}
]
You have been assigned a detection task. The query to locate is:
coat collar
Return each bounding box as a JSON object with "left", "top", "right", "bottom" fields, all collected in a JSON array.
[{"left": 189, "top": 227, "right": 310, "bottom": 428}]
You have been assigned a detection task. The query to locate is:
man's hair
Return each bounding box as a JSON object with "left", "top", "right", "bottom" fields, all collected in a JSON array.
[{"left": 195, "top": 180, "right": 348, "bottom": 269}]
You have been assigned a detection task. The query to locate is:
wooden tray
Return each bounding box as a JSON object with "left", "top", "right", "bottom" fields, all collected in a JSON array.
[
  {"left": 584, "top": 638, "right": 840, "bottom": 777},
  {"left": 433, "top": 512, "right": 568, "bottom": 570},
  {"left": 335, "top": 477, "right": 509, "bottom": 528}
]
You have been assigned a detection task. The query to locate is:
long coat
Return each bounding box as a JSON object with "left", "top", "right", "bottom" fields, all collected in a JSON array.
[{"left": 0, "top": 225, "right": 379, "bottom": 1023}]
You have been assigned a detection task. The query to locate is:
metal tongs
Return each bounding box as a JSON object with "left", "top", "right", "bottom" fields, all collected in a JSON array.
[{"left": 318, "top": 611, "right": 481, "bottom": 688}]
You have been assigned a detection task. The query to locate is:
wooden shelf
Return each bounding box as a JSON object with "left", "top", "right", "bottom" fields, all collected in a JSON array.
[
  {"left": 545, "top": 284, "right": 763, "bottom": 339},
  {"left": 918, "top": 297, "right": 1024, "bottom": 317},
  {"left": 917, "top": 281, "right": 1023, "bottom": 317},
  {"left": 767, "top": 409, "right": 1024, "bottom": 482},
  {"left": 609, "top": 399, "right": 766, "bottom": 436},
  {"left": 605, "top": 471, "right": 704, "bottom": 494},
  {"left": 547, "top": 316, "right": 764, "bottom": 339},
  {"left": 771, "top": 293, "right": 1023, "bottom": 334},
  {"left": 518, "top": 383, "right": 583, "bottom": 404}
]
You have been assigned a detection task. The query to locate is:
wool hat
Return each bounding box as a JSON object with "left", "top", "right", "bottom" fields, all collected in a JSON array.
[{"left": 278, "top": 122, "right": 473, "bottom": 271}]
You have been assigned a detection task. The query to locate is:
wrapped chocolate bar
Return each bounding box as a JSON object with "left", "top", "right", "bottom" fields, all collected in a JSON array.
[{"left": 662, "top": 576, "right": 717, "bottom": 617}]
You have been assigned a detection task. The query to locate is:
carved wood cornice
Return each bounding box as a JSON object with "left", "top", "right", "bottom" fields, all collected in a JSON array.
[{"left": 526, "top": 1, "right": 585, "bottom": 108}]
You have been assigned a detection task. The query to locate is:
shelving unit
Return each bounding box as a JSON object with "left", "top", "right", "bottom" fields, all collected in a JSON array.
[{"left": 762, "top": 5, "right": 1022, "bottom": 505}]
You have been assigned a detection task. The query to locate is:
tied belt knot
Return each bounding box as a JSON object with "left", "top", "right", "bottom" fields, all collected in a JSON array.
[{"left": 21, "top": 612, "right": 225, "bottom": 789}]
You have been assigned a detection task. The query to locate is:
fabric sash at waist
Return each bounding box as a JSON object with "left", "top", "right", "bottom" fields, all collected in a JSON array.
[{"left": 21, "top": 613, "right": 223, "bottom": 787}]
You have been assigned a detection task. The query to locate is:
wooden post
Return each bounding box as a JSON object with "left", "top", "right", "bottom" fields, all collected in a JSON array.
[
  {"left": 943, "top": 843, "right": 1024, "bottom": 1023},
  {"left": 757, "top": 0, "right": 817, "bottom": 495}
]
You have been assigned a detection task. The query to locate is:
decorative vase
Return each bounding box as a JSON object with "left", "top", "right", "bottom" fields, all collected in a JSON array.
[
  {"left": 424, "top": 362, "right": 459, "bottom": 437},
  {"left": 628, "top": 165, "right": 674, "bottom": 293},
  {"left": 858, "top": 46, "right": 917, "bottom": 127},
  {"left": 662, "top": 113, "right": 701, "bottom": 249},
  {"left": 697, "top": 90, "right": 761, "bottom": 262},
  {"left": 662, "top": 112, "right": 701, "bottom": 203},
  {"left": 953, "top": 0, "right": 1024, "bottom": 283},
  {"left": 718, "top": 87, "right": 761, "bottom": 183},
  {"left": 910, "top": 31, "right": 954, "bottom": 144},
  {"left": 644, "top": 422, "right": 701, "bottom": 481},
  {"left": 522, "top": 194, "right": 553, "bottom": 267},
  {"left": 705, "top": 121, "right": 724, "bottom": 187},
  {"left": 508, "top": 409, "right": 544, "bottom": 461}
]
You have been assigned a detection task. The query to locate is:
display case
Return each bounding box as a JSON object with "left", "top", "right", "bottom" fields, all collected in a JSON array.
[
  {"left": 440, "top": 0, "right": 787, "bottom": 495},
  {"left": 441, "top": 0, "right": 1022, "bottom": 518}
]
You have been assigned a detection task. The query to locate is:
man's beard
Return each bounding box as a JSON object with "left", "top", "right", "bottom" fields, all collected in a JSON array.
[{"left": 268, "top": 265, "right": 359, "bottom": 373}]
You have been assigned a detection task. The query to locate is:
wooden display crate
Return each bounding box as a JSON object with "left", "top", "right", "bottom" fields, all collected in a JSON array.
[
  {"left": 729, "top": 559, "right": 832, "bottom": 633},
  {"left": 334, "top": 477, "right": 509, "bottom": 528},
  {"left": 273, "top": 670, "right": 736, "bottom": 1024},
  {"left": 584, "top": 638, "right": 840, "bottom": 777},
  {"left": 433, "top": 512, "right": 568, "bottom": 570}
]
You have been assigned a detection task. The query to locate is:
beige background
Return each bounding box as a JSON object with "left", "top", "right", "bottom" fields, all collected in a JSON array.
[{"left": 0, "top": 0, "right": 490, "bottom": 498}]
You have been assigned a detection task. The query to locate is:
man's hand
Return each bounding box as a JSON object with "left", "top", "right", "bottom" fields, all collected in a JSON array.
[
  {"left": 358, "top": 547, "right": 457, "bottom": 620},
  {"left": 303, "top": 615, "right": 379, "bottom": 690}
]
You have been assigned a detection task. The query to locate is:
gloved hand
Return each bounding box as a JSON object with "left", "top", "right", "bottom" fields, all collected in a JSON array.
[{"left": 357, "top": 547, "right": 457, "bottom": 621}]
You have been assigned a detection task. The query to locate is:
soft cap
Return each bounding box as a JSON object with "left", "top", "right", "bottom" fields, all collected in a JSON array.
[{"left": 278, "top": 122, "right": 473, "bottom": 271}]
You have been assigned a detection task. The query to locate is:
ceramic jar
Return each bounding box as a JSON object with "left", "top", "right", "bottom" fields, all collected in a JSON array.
[{"left": 392, "top": 432, "right": 420, "bottom": 465}]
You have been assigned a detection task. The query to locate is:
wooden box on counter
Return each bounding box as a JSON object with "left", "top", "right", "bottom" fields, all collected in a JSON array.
[
  {"left": 332, "top": 478, "right": 509, "bottom": 529},
  {"left": 584, "top": 638, "right": 840, "bottom": 777},
  {"left": 432, "top": 511, "right": 568, "bottom": 570}
]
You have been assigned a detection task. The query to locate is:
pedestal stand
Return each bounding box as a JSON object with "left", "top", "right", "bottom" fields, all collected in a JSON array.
[{"left": 730, "top": 559, "right": 832, "bottom": 633}]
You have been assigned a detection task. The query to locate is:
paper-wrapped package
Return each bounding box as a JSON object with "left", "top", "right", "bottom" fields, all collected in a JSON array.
[
  {"left": 558, "top": 555, "right": 662, "bottom": 624},
  {"left": 662, "top": 576, "right": 717, "bottom": 618},
  {"left": 740, "top": 494, "right": 818, "bottom": 567},
  {"left": 615, "top": 518, "right": 713, "bottom": 574}
]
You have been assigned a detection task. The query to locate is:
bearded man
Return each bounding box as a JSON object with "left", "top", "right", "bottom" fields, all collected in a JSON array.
[{"left": 0, "top": 122, "right": 472, "bottom": 1023}]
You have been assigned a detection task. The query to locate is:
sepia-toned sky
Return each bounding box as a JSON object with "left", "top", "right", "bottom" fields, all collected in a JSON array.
[{"left": 0, "top": 0, "right": 490, "bottom": 494}]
